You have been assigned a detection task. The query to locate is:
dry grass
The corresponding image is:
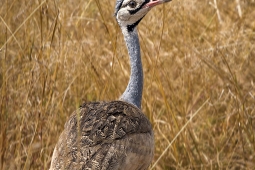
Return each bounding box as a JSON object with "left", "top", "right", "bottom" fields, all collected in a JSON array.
[{"left": 0, "top": 0, "right": 255, "bottom": 169}]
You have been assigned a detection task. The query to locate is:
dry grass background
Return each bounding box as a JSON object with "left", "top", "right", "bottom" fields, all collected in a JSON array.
[{"left": 0, "top": 0, "right": 255, "bottom": 169}]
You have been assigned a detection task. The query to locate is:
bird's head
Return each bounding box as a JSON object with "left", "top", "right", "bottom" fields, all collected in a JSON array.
[{"left": 115, "top": 0, "right": 171, "bottom": 32}]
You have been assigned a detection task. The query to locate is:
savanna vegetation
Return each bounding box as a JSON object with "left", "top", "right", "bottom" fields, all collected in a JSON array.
[{"left": 0, "top": 0, "right": 255, "bottom": 169}]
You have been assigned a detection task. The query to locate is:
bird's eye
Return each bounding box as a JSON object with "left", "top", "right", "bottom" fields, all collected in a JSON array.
[{"left": 128, "top": 0, "right": 137, "bottom": 8}]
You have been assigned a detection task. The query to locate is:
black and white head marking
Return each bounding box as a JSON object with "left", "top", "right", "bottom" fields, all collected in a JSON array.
[
  {"left": 115, "top": 0, "right": 152, "bottom": 32},
  {"left": 115, "top": 0, "right": 124, "bottom": 16}
]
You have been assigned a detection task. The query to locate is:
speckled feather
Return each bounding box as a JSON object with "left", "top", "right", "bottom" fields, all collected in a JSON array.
[
  {"left": 50, "top": 0, "right": 173, "bottom": 169},
  {"left": 50, "top": 101, "right": 154, "bottom": 170}
]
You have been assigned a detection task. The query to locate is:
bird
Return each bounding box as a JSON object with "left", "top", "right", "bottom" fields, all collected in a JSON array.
[{"left": 50, "top": 0, "right": 171, "bottom": 169}]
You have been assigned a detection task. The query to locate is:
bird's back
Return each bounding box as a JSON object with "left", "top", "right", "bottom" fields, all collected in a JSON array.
[{"left": 50, "top": 101, "right": 154, "bottom": 170}]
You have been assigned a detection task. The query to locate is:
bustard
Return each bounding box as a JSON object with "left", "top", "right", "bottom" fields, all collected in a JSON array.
[{"left": 50, "top": 0, "right": 171, "bottom": 169}]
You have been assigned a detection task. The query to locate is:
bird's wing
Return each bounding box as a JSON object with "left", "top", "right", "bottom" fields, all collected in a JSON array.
[{"left": 50, "top": 101, "right": 154, "bottom": 170}]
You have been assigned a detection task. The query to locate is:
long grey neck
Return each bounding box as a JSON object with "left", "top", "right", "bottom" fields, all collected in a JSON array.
[{"left": 120, "top": 28, "right": 143, "bottom": 109}]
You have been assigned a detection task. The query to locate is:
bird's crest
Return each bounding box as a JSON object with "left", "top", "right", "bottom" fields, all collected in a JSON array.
[{"left": 115, "top": 0, "right": 124, "bottom": 16}]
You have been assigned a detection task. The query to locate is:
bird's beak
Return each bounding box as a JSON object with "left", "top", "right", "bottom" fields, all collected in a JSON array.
[{"left": 143, "top": 0, "right": 171, "bottom": 8}]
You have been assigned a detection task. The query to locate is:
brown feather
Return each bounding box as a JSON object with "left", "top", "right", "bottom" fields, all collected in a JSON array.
[{"left": 50, "top": 101, "right": 154, "bottom": 170}]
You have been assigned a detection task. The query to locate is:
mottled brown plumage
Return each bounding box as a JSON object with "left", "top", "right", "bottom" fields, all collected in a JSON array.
[
  {"left": 50, "top": 0, "right": 171, "bottom": 169},
  {"left": 50, "top": 101, "right": 154, "bottom": 170}
]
